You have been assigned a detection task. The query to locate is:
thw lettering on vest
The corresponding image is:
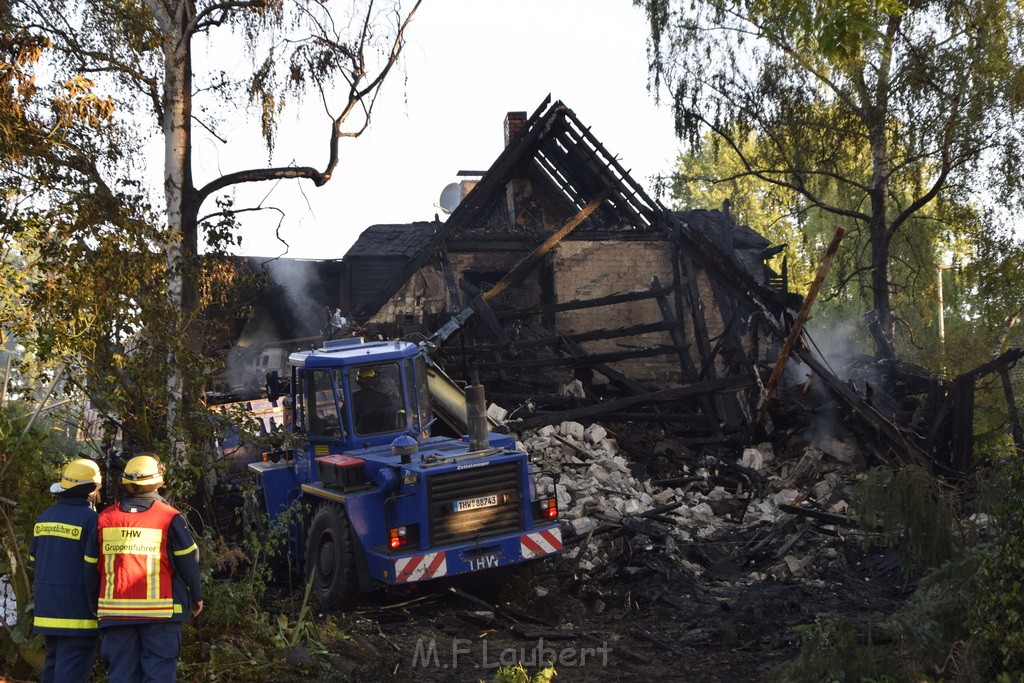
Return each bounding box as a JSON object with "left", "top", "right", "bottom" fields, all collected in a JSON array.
[{"left": 102, "top": 527, "right": 163, "bottom": 555}]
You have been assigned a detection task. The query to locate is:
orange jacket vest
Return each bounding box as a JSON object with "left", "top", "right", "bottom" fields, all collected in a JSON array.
[{"left": 97, "top": 500, "right": 179, "bottom": 620}]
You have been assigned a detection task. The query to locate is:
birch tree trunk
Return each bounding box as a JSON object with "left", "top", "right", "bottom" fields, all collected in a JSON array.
[{"left": 147, "top": 0, "right": 197, "bottom": 454}]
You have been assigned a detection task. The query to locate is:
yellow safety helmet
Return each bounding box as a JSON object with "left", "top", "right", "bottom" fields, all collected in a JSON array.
[
  {"left": 357, "top": 367, "right": 376, "bottom": 381},
  {"left": 121, "top": 454, "right": 164, "bottom": 487},
  {"left": 50, "top": 458, "right": 102, "bottom": 494}
]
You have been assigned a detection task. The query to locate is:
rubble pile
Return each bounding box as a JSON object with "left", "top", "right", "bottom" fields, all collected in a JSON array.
[{"left": 517, "top": 420, "right": 868, "bottom": 583}]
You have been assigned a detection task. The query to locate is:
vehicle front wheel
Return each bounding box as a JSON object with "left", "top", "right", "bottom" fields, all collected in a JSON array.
[{"left": 305, "top": 502, "right": 359, "bottom": 608}]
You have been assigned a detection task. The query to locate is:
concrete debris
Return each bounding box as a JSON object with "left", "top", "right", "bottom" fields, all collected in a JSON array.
[
  {"left": 486, "top": 403, "right": 509, "bottom": 424},
  {"left": 520, "top": 420, "right": 866, "bottom": 588},
  {"left": 807, "top": 431, "right": 860, "bottom": 465}
]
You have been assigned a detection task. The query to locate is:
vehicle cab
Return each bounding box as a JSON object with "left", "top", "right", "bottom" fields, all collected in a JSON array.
[{"left": 288, "top": 338, "right": 433, "bottom": 456}]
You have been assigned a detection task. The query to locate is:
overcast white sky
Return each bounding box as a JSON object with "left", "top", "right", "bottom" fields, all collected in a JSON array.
[{"left": 211, "top": 1, "right": 682, "bottom": 259}]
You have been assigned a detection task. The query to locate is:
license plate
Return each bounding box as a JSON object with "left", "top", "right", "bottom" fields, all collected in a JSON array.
[{"left": 452, "top": 494, "right": 498, "bottom": 512}]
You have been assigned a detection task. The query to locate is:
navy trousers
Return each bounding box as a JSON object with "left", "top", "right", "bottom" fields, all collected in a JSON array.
[
  {"left": 100, "top": 622, "right": 182, "bottom": 683},
  {"left": 41, "top": 634, "right": 98, "bottom": 683}
]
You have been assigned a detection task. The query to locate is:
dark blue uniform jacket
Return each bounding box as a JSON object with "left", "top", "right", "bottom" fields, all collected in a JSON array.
[{"left": 29, "top": 497, "right": 99, "bottom": 636}]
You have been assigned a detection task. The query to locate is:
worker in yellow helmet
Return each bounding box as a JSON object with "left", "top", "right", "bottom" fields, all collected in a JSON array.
[
  {"left": 30, "top": 458, "right": 102, "bottom": 683},
  {"left": 97, "top": 454, "right": 203, "bottom": 682}
]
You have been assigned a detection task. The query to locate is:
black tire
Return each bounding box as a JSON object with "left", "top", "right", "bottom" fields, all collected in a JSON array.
[{"left": 305, "top": 502, "right": 359, "bottom": 607}]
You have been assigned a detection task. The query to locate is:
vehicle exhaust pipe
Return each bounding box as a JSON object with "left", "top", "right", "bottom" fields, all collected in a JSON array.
[{"left": 466, "top": 367, "right": 489, "bottom": 452}]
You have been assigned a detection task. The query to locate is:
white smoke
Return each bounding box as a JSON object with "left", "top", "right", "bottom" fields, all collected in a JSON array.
[{"left": 262, "top": 258, "right": 328, "bottom": 338}]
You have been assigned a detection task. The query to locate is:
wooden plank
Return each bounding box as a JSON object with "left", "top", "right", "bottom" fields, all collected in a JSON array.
[
  {"left": 756, "top": 228, "right": 845, "bottom": 420},
  {"left": 793, "top": 346, "right": 933, "bottom": 468},
  {"left": 706, "top": 277, "right": 749, "bottom": 375},
  {"left": 679, "top": 252, "right": 715, "bottom": 376},
  {"left": 661, "top": 211, "right": 789, "bottom": 326},
  {"left": 699, "top": 313, "right": 740, "bottom": 381},
  {"left": 653, "top": 274, "right": 721, "bottom": 433},
  {"left": 468, "top": 295, "right": 513, "bottom": 349},
  {"left": 652, "top": 276, "right": 699, "bottom": 382},
  {"left": 670, "top": 249, "right": 695, "bottom": 375},
  {"left": 584, "top": 412, "right": 713, "bottom": 425},
  {"left": 484, "top": 191, "right": 610, "bottom": 303},
  {"left": 949, "top": 375, "right": 975, "bottom": 472},
  {"left": 703, "top": 278, "right": 751, "bottom": 431}
]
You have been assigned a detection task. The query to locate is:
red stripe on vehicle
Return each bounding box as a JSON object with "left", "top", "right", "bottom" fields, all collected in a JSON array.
[
  {"left": 520, "top": 534, "right": 546, "bottom": 558},
  {"left": 423, "top": 551, "right": 446, "bottom": 578},
  {"left": 539, "top": 528, "right": 562, "bottom": 551},
  {"left": 396, "top": 554, "right": 424, "bottom": 582}
]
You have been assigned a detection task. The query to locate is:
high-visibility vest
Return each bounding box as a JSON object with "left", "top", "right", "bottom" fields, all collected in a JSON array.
[{"left": 97, "top": 500, "right": 179, "bottom": 620}]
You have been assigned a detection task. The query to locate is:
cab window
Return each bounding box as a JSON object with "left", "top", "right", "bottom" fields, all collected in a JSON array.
[
  {"left": 412, "top": 356, "right": 433, "bottom": 436},
  {"left": 304, "top": 369, "right": 343, "bottom": 438},
  {"left": 349, "top": 363, "right": 405, "bottom": 436}
]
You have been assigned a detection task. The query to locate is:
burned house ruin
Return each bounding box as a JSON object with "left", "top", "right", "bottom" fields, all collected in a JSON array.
[
  {"left": 345, "top": 97, "right": 792, "bottom": 442},
  {"left": 219, "top": 97, "right": 1022, "bottom": 475}
]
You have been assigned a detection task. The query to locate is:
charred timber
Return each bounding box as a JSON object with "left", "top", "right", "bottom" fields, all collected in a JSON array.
[
  {"left": 472, "top": 345, "right": 684, "bottom": 371},
  {"left": 458, "top": 322, "right": 678, "bottom": 353},
  {"left": 493, "top": 287, "right": 672, "bottom": 320},
  {"left": 557, "top": 334, "right": 649, "bottom": 396},
  {"left": 508, "top": 376, "right": 753, "bottom": 430}
]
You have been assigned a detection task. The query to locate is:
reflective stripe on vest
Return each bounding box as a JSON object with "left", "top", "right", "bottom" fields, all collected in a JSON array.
[
  {"left": 97, "top": 500, "right": 178, "bottom": 620},
  {"left": 33, "top": 616, "right": 98, "bottom": 630}
]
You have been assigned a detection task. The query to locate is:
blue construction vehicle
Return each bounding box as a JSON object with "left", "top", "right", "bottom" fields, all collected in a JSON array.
[{"left": 248, "top": 337, "right": 562, "bottom": 606}]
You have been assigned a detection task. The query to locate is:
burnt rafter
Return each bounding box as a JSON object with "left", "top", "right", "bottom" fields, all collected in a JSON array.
[
  {"left": 557, "top": 334, "right": 650, "bottom": 396},
  {"left": 494, "top": 286, "right": 673, "bottom": 320}
]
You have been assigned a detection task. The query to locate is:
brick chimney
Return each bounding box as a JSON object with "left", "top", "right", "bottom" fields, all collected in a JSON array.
[{"left": 504, "top": 111, "right": 527, "bottom": 146}]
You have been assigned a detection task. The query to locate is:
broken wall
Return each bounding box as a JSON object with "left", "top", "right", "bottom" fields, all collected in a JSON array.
[{"left": 554, "top": 238, "right": 682, "bottom": 385}]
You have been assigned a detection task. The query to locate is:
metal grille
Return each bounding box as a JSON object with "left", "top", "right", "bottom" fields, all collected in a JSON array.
[{"left": 427, "top": 461, "right": 524, "bottom": 546}]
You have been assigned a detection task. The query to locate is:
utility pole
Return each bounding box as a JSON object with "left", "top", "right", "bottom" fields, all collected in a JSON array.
[
  {"left": 938, "top": 264, "right": 946, "bottom": 346},
  {"left": 938, "top": 263, "right": 953, "bottom": 371}
]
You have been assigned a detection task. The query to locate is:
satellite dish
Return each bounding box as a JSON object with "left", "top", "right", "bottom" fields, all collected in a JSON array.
[{"left": 438, "top": 182, "right": 461, "bottom": 214}]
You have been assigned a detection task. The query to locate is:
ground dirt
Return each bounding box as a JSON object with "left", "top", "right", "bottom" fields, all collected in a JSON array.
[{"left": 295, "top": 533, "right": 909, "bottom": 683}]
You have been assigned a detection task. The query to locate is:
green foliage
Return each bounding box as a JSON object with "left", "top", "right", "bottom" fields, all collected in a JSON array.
[
  {"left": 968, "top": 451, "right": 1024, "bottom": 676},
  {"left": 671, "top": 133, "right": 816, "bottom": 295},
  {"left": 851, "top": 465, "right": 967, "bottom": 575},
  {"left": 770, "top": 614, "right": 881, "bottom": 682},
  {"left": 638, "top": 0, "right": 1024, "bottom": 357},
  {"left": 773, "top": 552, "right": 987, "bottom": 682},
  {"left": 487, "top": 663, "right": 558, "bottom": 683},
  {"left": 776, "top": 451, "right": 1024, "bottom": 682},
  {"left": 180, "top": 498, "right": 325, "bottom": 680},
  {"left": 272, "top": 575, "right": 324, "bottom": 653}
]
